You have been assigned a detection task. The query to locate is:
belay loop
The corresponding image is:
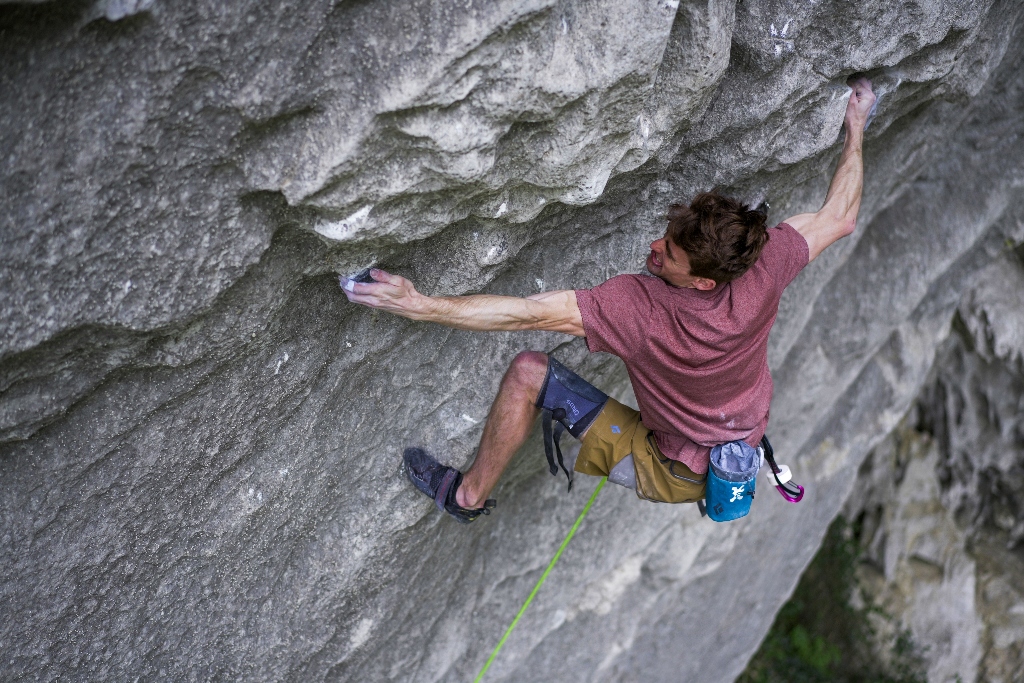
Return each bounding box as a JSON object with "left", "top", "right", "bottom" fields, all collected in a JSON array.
[{"left": 759, "top": 434, "right": 804, "bottom": 503}]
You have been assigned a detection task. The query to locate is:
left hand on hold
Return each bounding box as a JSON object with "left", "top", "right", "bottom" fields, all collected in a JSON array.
[{"left": 340, "top": 269, "right": 428, "bottom": 318}]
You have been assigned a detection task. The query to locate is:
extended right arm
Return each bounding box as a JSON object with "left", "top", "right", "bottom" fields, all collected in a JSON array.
[
  {"left": 785, "top": 77, "right": 876, "bottom": 262},
  {"left": 342, "top": 270, "right": 586, "bottom": 336}
]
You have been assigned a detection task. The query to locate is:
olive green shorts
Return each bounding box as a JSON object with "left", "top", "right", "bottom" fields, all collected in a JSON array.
[{"left": 574, "top": 397, "right": 706, "bottom": 504}]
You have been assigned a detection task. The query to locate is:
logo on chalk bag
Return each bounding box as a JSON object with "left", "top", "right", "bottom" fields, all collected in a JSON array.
[
  {"left": 566, "top": 399, "right": 581, "bottom": 417},
  {"left": 729, "top": 485, "right": 745, "bottom": 503},
  {"left": 611, "top": 425, "right": 621, "bottom": 434}
]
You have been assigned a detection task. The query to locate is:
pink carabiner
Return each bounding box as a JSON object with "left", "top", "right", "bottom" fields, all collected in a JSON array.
[{"left": 775, "top": 483, "right": 804, "bottom": 503}]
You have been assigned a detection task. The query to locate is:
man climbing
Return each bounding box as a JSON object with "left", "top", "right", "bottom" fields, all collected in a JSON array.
[{"left": 342, "top": 77, "right": 876, "bottom": 523}]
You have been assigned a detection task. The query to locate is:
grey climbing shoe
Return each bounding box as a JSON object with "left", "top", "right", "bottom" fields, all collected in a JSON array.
[{"left": 403, "top": 447, "right": 496, "bottom": 524}]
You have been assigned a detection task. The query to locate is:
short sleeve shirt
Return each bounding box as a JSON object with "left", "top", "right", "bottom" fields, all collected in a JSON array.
[{"left": 574, "top": 223, "right": 809, "bottom": 474}]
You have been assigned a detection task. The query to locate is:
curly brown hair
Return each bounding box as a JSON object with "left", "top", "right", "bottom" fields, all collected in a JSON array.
[{"left": 667, "top": 192, "right": 770, "bottom": 284}]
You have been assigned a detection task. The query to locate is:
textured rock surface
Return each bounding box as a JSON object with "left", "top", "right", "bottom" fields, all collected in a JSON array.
[
  {"left": 1, "top": 0, "right": 1023, "bottom": 681},
  {"left": 845, "top": 246, "right": 1024, "bottom": 683}
]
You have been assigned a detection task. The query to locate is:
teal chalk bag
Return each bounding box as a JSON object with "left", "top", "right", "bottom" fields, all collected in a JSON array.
[{"left": 705, "top": 440, "right": 759, "bottom": 522}]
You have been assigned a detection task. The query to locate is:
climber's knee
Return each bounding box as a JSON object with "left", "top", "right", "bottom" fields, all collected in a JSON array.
[
  {"left": 534, "top": 356, "right": 608, "bottom": 438},
  {"left": 504, "top": 351, "right": 549, "bottom": 399}
]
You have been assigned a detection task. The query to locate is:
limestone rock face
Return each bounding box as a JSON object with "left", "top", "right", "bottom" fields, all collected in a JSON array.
[
  {"left": 1, "top": 1, "right": 1023, "bottom": 681},
  {"left": 844, "top": 247, "right": 1024, "bottom": 683}
]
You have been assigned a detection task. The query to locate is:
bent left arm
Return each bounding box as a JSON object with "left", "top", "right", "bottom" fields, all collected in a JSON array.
[
  {"left": 342, "top": 269, "right": 585, "bottom": 336},
  {"left": 785, "top": 76, "right": 876, "bottom": 262}
]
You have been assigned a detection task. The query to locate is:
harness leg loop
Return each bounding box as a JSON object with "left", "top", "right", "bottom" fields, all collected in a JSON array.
[{"left": 535, "top": 357, "right": 608, "bottom": 491}]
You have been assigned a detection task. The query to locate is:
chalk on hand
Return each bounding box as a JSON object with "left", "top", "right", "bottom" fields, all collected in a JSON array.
[
  {"left": 349, "top": 268, "right": 375, "bottom": 283},
  {"left": 864, "top": 95, "right": 880, "bottom": 130},
  {"left": 339, "top": 267, "right": 376, "bottom": 294}
]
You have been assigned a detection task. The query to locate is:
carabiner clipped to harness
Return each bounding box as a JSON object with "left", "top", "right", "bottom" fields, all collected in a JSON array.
[{"left": 759, "top": 435, "right": 804, "bottom": 503}]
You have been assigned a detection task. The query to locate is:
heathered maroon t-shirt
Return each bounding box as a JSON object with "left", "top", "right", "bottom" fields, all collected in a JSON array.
[{"left": 575, "top": 223, "right": 809, "bottom": 474}]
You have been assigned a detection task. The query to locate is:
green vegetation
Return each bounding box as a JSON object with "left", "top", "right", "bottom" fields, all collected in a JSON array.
[{"left": 738, "top": 517, "right": 927, "bottom": 683}]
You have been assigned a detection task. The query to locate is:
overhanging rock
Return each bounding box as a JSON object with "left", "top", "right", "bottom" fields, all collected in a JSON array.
[{"left": 1, "top": 1, "right": 1023, "bottom": 681}]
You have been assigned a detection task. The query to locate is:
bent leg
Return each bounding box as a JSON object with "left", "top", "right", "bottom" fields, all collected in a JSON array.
[{"left": 457, "top": 351, "right": 548, "bottom": 509}]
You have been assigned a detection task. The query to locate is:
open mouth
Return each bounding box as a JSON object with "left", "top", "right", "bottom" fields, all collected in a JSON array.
[{"left": 649, "top": 251, "right": 662, "bottom": 269}]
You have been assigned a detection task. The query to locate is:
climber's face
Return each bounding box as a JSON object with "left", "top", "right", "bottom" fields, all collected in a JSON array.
[{"left": 647, "top": 232, "right": 717, "bottom": 291}]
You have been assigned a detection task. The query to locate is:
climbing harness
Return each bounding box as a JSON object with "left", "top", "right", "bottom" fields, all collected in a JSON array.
[
  {"left": 535, "top": 357, "right": 608, "bottom": 491},
  {"left": 475, "top": 477, "right": 607, "bottom": 683}
]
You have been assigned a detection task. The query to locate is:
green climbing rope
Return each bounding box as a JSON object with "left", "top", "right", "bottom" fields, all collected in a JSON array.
[{"left": 474, "top": 476, "right": 608, "bottom": 683}]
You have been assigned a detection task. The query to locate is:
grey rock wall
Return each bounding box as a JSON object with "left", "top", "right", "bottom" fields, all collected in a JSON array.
[
  {"left": 2, "top": 0, "right": 1023, "bottom": 681},
  {"left": 843, "top": 245, "right": 1024, "bottom": 683}
]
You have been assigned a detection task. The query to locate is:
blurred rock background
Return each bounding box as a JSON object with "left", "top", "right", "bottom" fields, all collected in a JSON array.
[{"left": 1, "top": 0, "right": 1022, "bottom": 680}]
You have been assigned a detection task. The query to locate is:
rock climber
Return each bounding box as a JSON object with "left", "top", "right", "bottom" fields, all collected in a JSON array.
[{"left": 341, "top": 77, "right": 876, "bottom": 523}]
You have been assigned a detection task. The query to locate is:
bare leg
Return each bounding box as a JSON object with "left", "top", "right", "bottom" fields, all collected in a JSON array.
[{"left": 457, "top": 351, "right": 549, "bottom": 509}]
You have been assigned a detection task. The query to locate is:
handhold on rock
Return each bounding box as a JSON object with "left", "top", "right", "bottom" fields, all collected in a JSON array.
[{"left": 339, "top": 267, "right": 376, "bottom": 292}]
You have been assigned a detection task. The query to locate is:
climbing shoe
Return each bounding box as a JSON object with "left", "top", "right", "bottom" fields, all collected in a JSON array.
[{"left": 403, "top": 447, "right": 496, "bottom": 524}]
